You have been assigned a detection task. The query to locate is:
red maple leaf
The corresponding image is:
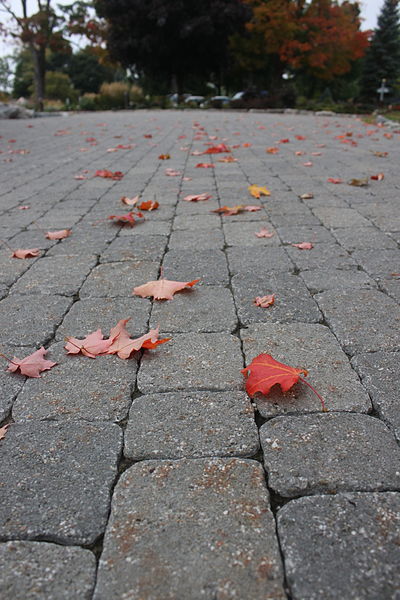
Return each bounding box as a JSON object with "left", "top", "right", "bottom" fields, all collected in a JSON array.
[
  {"left": 95, "top": 170, "right": 124, "bottom": 180},
  {"left": 203, "top": 143, "right": 231, "bottom": 154},
  {"left": 5, "top": 347, "right": 57, "bottom": 378},
  {"left": 133, "top": 277, "right": 200, "bottom": 300},
  {"left": 195, "top": 163, "right": 215, "bottom": 168},
  {"left": 242, "top": 353, "right": 325, "bottom": 410},
  {"left": 107, "top": 319, "right": 170, "bottom": 359},
  {"left": 64, "top": 329, "right": 112, "bottom": 358},
  {"left": 108, "top": 211, "right": 143, "bottom": 226}
]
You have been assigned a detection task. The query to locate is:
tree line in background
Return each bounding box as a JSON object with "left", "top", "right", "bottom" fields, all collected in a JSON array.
[{"left": 0, "top": 0, "right": 399, "bottom": 112}]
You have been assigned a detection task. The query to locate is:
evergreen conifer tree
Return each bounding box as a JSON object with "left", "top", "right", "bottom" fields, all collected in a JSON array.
[{"left": 360, "top": 0, "right": 400, "bottom": 101}]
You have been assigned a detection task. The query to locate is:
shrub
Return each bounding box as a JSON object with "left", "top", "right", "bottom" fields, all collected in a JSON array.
[
  {"left": 97, "top": 81, "right": 129, "bottom": 109},
  {"left": 79, "top": 93, "right": 98, "bottom": 111}
]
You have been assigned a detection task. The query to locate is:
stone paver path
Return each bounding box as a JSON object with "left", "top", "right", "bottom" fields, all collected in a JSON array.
[{"left": 0, "top": 110, "right": 399, "bottom": 599}]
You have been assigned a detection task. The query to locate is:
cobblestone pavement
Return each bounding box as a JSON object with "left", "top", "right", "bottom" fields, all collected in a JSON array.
[{"left": 0, "top": 110, "right": 399, "bottom": 599}]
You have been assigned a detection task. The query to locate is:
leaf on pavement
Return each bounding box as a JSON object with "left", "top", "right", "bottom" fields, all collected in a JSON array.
[
  {"left": 327, "top": 178, "right": 343, "bottom": 184},
  {"left": 253, "top": 294, "right": 275, "bottom": 308},
  {"left": 291, "top": 242, "right": 314, "bottom": 250},
  {"left": 0, "top": 424, "right": 9, "bottom": 440},
  {"left": 6, "top": 347, "right": 57, "bottom": 378},
  {"left": 370, "top": 173, "right": 384, "bottom": 181},
  {"left": 248, "top": 184, "right": 270, "bottom": 198},
  {"left": 183, "top": 194, "right": 212, "bottom": 202},
  {"left": 64, "top": 329, "right": 112, "bottom": 358},
  {"left": 348, "top": 177, "right": 369, "bottom": 187},
  {"left": 121, "top": 195, "right": 139, "bottom": 206},
  {"left": 158, "top": 154, "right": 170, "bottom": 160},
  {"left": 138, "top": 200, "right": 159, "bottom": 211},
  {"left": 203, "top": 144, "right": 230, "bottom": 154},
  {"left": 255, "top": 228, "right": 274, "bottom": 238},
  {"left": 45, "top": 229, "right": 72, "bottom": 240},
  {"left": 11, "top": 248, "right": 40, "bottom": 259},
  {"left": 108, "top": 211, "right": 143, "bottom": 226},
  {"left": 107, "top": 319, "right": 170, "bottom": 359},
  {"left": 241, "top": 353, "right": 325, "bottom": 410},
  {"left": 133, "top": 277, "right": 200, "bottom": 300},
  {"left": 95, "top": 169, "right": 124, "bottom": 180},
  {"left": 195, "top": 163, "right": 215, "bottom": 168}
]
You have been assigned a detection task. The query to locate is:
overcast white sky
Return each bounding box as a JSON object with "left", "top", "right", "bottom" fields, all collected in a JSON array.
[{"left": 0, "top": 0, "right": 386, "bottom": 58}]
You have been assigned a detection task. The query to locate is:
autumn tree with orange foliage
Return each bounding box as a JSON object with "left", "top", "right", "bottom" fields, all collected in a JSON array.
[{"left": 233, "top": 0, "right": 369, "bottom": 94}]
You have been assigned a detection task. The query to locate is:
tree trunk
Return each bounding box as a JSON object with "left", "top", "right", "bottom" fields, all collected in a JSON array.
[{"left": 31, "top": 46, "right": 46, "bottom": 111}]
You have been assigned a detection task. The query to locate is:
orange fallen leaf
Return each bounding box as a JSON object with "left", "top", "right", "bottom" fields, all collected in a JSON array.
[
  {"left": 95, "top": 169, "right": 124, "bottom": 180},
  {"left": 327, "top": 178, "right": 343, "bottom": 184},
  {"left": 348, "top": 178, "right": 369, "bottom": 187},
  {"left": 242, "top": 143, "right": 252, "bottom": 147},
  {"left": 203, "top": 143, "right": 230, "bottom": 154},
  {"left": 278, "top": 138, "right": 290, "bottom": 143},
  {"left": 183, "top": 193, "right": 212, "bottom": 202},
  {"left": 64, "top": 329, "right": 112, "bottom": 358},
  {"left": 195, "top": 163, "right": 215, "bottom": 168},
  {"left": 138, "top": 200, "right": 159, "bottom": 211},
  {"left": 292, "top": 242, "right": 314, "bottom": 250},
  {"left": 370, "top": 173, "right": 384, "bottom": 181},
  {"left": 11, "top": 248, "right": 40, "bottom": 259},
  {"left": 266, "top": 147, "right": 279, "bottom": 154},
  {"left": 295, "top": 135, "right": 306, "bottom": 140},
  {"left": 248, "top": 184, "right": 270, "bottom": 199},
  {"left": 133, "top": 277, "right": 200, "bottom": 300},
  {"left": 5, "top": 347, "right": 57, "bottom": 378},
  {"left": 218, "top": 156, "right": 238, "bottom": 163},
  {"left": 255, "top": 228, "right": 274, "bottom": 238},
  {"left": 108, "top": 211, "right": 143, "bottom": 226},
  {"left": 213, "top": 205, "right": 244, "bottom": 216},
  {"left": 158, "top": 154, "right": 170, "bottom": 160},
  {"left": 107, "top": 319, "right": 170, "bottom": 359},
  {"left": 46, "top": 229, "right": 72, "bottom": 240},
  {"left": 242, "top": 353, "right": 325, "bottom": 410},
  {"left": 373, "top": 151, "right": 388, "bottom": 157},
  {"left": 254, "top": 294, "right": 275, "bottom": 308}
]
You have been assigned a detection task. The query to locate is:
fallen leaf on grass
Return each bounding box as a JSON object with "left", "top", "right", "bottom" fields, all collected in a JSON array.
[
  {"left": 248, "top": 184, "right": 270, "bottom": 198},
  {"left": 255, "top": 228, "right": 274, "bottom": 238},
  {"left": 95, "top": 169, "right": 124, "bottom": 180},
  {"left": 348, "top": 178, "right": 369, "bottom": 187},
  {"left": 133, "top": 277, "right": 200, "bottom": 300},
  {"left": 183, "top": 193, "right": 212, "bottom": 202},
  {"left": 64, "top": 329, "right": 112, "bottom": 358},
  {"left": 195, "top": 163, "right": 215, "bottom": 168},
  {"left": 121, "top": 195, "right": 139, "bottom": 206},
  {"left": 253, "top": 294, "right": 275, "bottom": 307},
  {"left": 370, "top": 173, "right": 384, "bottom": 181},
  {"left": 11, "top": 248, "right": 40, "bottom": 259},
  {"left": 291, "top": 242, "right": 313, "bottom": 250},
  {"left": 108, "top": 211, "right": 143, "bottom": 226},
  {"left": 46, "top": 229, "right": 72, "bottom": 240},
  {"left": 241, "top": 353, "right": 325, "bottom": 410},
  {"left": 0, "top": 424, "right": 9, "bottom": 440},
  {"left": 138, "top": 200, "right": 159, "bottom": 211},
  {"left": 6, "top": 347, "right": 57, "bottom": 378}
]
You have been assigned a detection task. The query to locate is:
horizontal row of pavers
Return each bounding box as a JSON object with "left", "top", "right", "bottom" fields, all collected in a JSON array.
[{"left": 1, "top": 457, "right": 399, "bottom": 599}]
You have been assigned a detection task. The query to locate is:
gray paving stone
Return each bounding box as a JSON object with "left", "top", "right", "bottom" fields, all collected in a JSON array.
[
  {"left": 0, "top": 253, "right": 39, "bottom": 287},
  {"left": 168, "top": 228, "right": 224, "bottom": 249},
  {"left": 352, "top": 249, "right": 400, "bottom": 279},
  {"left": 9, "top": 230, "right": 57, "bottom": 251},
  {"left": 0, "top": 541, "right": 96, "bottom": 599},
  {"left": 0, "top": 356, "right": 27, "bottom": 421},
  {"left": 162, "top": 249, "right": 229, "bottom": 285},
  {"left": 332, "top": 226, "right": 398, "bottom": 251},
  {"left": 0, "top": 284, "right": 7, "bottom": 299},
  {"left": 10, "top": 255, "right": 97, "bottom": 296},
  {"left": 232, "top": 272, "right": 322, "bottom": 326},
  {"left": 316, "top": 289, "right": 400, "bottom": 355},
  {"left": 175, "top": 198, "right": 220, "bottom": 215},
  {"left": 79, "top": 261, "right": 160, "bottom": 298},
  {"left": 125, "top": 391, "right": 259, "bottom": 460},
  {"left": 300, "top": 268, "right": 376, "bottom": 293},
  {"left": 55, "top": 297, "right": 151, "bottom": 341},
  {"left": 286, "top": 243, "right": 356, "bottom": 271},
  {"left": 241, "top": 322, "right": 371, "bottom": 417},
  {"left": 227, "top": 247, "right": 294, "bottom": 277},
  {"left": 278, "top": 492, "right": 400, "bottom": 600},
  {"left": 0, "top": 421, "right": 122, "bottom": 544},
  {"left": 118, "top": 219, "right": 171, "bottom": 236},
  {"left": 12, "top": 342, "right": 137, "bottom": 423},
  {"left": 352, "top": 351, "right": 400, "bottom": 442},
  {"left": 46, "top": 226, "right": 116, "bottom": 257},
  {"left": 378, "top": 278, "right": 400, "bottom": 303},
  {"left": 100, "top": 234, "right": 168, "bottom": 263},
  {"left": 276, "top": 225, "right": 337, "bottom": 244},
  {"left": 223, "top": 221, "right": 280, "bottom": 246},
  {"left": 312, "top": 207, "right": 370, "bottom": 228},
  {"left": 261, "top": 413, "right": 400, "bottom": 497},
  {"left": 137, "top": 333, "right": 243, "bottom": 393},
  {"left": 94, "top": 458, "right": 285, "bottom": 600},
  {"left": 150, "top": 285, "right": 237, "bottom": 332},
  {"left": 269, "top": 211, "right": 321, "bottom": 227},
  {"left": 0, "top": 294, "right": 72, "bottom": 346},
  {"left": 173, "top": 214, "right": 220, "bottom": 231}
]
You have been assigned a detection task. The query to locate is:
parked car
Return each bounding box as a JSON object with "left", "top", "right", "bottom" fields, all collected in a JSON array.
[
  {"left": 208, "top": 95, "right": 231, "bottom": 108},
  {"left": 184, "top": 95, "right": 205, "bottom": 106}
]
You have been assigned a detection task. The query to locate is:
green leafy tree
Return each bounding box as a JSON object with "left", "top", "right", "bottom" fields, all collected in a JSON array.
[
  {"left": 94, "top": 0, "right": 250, "bottom": 96},
  {"left": 360, "top": 0, "right": 400, "bottom": 101},
  {"left": 66, "top": 49, "right": 114, "bottom": 94}
]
